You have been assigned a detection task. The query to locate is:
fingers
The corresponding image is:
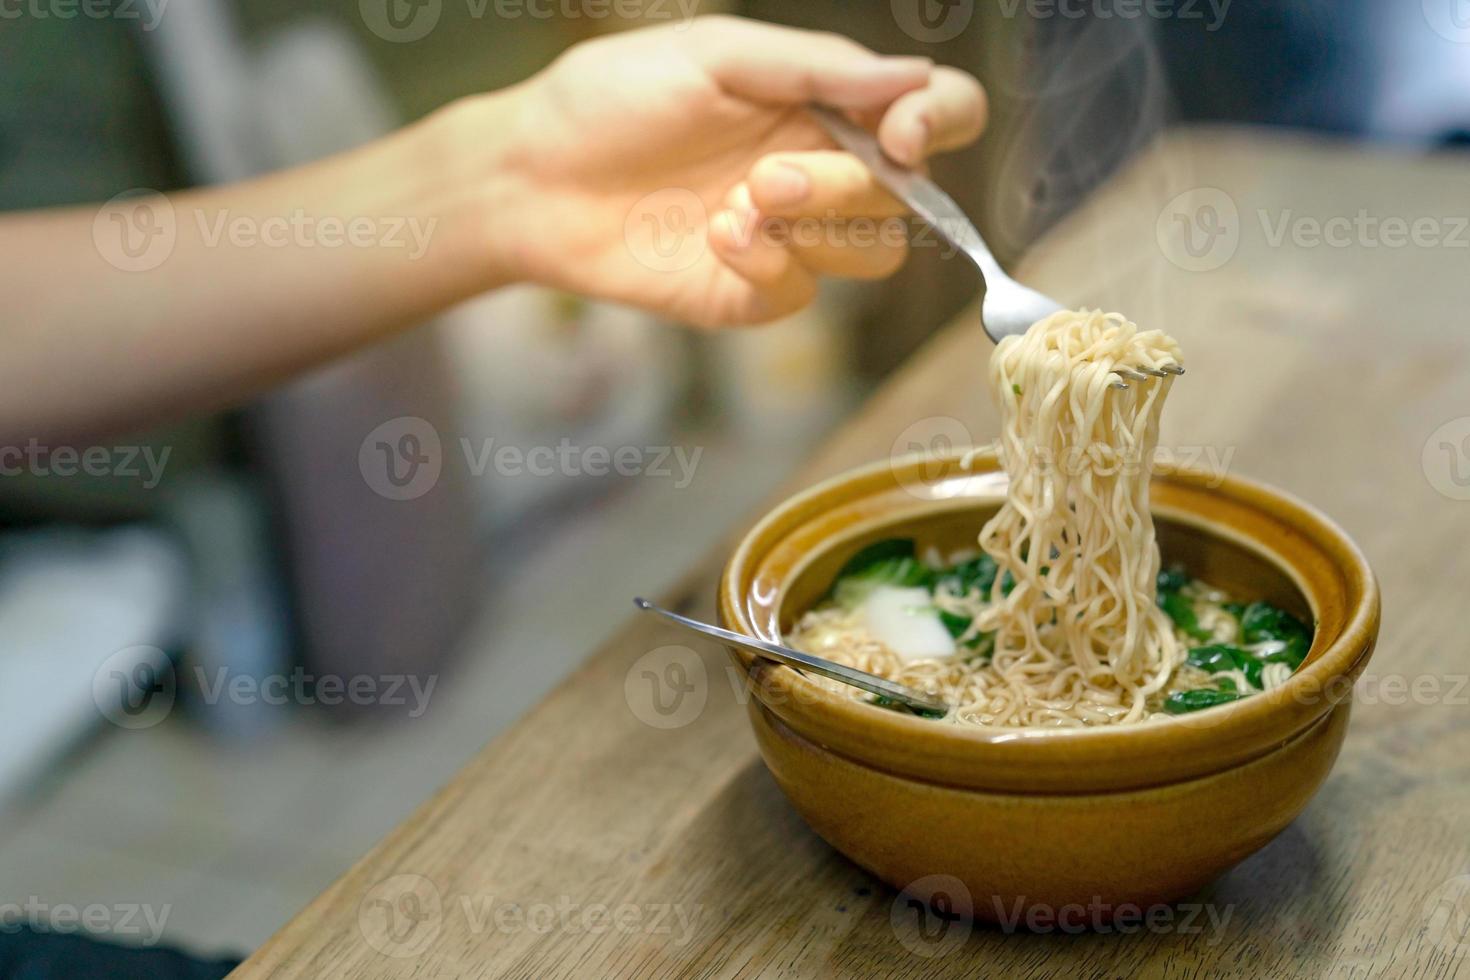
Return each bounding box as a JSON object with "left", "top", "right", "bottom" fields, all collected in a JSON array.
[
  {"left": 876, "top": 65, "right": 988, "bottom": 167},
  {"left": 716, "top": 180, "right": 909, "bottom": 284},
  {"left": 746, "top": 151, "right": 907, "bottom": 220},
  {"left": 707, "top": 205, "right": 818, "bottom": 321},
  {"left": 690, "top": 16, "right": 933, "bottom": 110},
  {"left": 790, "top": 234, "right": 909, "bottom": 280}
]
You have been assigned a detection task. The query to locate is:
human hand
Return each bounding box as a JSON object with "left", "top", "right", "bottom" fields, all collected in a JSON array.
[{"left": 468, "top": 16, "right": 987, "bottom": 328}]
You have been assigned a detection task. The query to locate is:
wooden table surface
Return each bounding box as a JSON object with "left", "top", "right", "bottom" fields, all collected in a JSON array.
[{"left": 234, "top": 128, "right": 1470, "bottom": 979}]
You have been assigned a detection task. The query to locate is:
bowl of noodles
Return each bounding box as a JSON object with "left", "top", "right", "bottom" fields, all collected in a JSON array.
[{"left": 717, "top": 311, "right": 1379, "bottom": 918}]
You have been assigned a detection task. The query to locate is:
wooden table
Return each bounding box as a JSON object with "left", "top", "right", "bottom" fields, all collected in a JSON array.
[{"left": 235, "top": 128, "right": 1470, "bottom": 979}]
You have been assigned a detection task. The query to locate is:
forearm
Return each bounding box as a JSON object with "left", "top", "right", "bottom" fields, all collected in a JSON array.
[{"left": 1, "top": 92, "right": 523, "bottom": 445}]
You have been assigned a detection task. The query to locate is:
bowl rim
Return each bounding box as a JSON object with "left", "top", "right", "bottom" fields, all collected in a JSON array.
[{"left": 717, "top": 449, "right": 1381, "bottom": 794}]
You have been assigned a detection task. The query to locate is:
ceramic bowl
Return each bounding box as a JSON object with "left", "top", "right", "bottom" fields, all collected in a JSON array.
[{"left": 717, "top": 449, "right": 1379, "bottom": 919}]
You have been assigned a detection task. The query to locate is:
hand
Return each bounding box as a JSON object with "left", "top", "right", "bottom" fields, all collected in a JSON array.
[{"left": 472, "top": 16, "right": 988, "bottom": 328}]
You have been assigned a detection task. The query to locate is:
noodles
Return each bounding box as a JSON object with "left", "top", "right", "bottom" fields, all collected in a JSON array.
[
  {"left": 792, "top": 310, "right": 1201, "bottom": 727},
  {"left": 789, "top": 309, "right": 1313, "bottom": 726},
  {"left": 966, "top": 308, "right": 1183, "bottom": 724}
]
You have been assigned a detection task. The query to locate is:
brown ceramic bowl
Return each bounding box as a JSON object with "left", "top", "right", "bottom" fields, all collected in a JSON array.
[{"left": 717, "top": 449, "right": 1379, "bottom": 919}]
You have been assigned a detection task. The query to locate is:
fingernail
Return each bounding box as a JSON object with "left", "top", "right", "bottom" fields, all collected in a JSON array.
[
  {"left": 879, "top": 56, "right": 933, "bottom": 78},
  {"left": 910, "top": 114, "right": 931, "bottom": 159},
  {"left": 716, "top": 209, "right": 752, "bottom": 251},
  {"left": 761, "top": 162, "right": 811, "bottom": 206}
]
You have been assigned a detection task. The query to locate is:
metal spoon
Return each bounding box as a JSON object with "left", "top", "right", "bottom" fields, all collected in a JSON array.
[{"left": 634, "top": 598, "right": 949, "bottom": 715}]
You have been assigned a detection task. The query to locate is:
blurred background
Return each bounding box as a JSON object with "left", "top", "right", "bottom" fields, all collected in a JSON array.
[{"left": 1, "top": 0, "right": 1466, "bottom": 961}]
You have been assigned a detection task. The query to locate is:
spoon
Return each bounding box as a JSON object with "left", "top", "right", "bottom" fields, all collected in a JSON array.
[{"left": 633, "top": 598, "right": 949, "bottom": 715}]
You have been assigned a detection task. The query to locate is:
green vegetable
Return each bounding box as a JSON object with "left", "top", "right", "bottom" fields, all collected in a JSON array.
[
  {"left": 1157, "top": 566, "right": 1192, "bottom": 594},
  {"left": 936, "top": 609, "right": 994, "bottom": 657},
  {"left": 1239, "top": 601, "right": 1312, "bottom": 667},
  {"left": 934, "top": 554, "right": 998, "bottom": 598},
  {"left": 1163, "top": 687, "right": 1244, "bottom": 714},
  {"left": 1000, "top": 569, "right": 1016, "bottom": 596},
  {"left": 937, "top": 609, "right": 972, "bottom": 639},
  {"left": 1158, "top": 590, "right": 1212, "bottom": 641},
  {"left": 870, "top": 695, "right": 948, "bottom": 720},
  {"left": 1186, "top": 643, "right": 1263, "bottom": 689},
  {"left": 830, "top": 538, "right": 934, "bottom": 608},
  {"left": 1012, "top": 383, "right": 1023, "bottom": 396},
  {"left": 1155, "top": 566, "right": 1211, "bottom": 641}
]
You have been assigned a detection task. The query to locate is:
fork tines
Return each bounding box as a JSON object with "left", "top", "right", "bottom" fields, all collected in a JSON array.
[{"left": 1110, "top": 363, "right": 1184, "bottom": 389}]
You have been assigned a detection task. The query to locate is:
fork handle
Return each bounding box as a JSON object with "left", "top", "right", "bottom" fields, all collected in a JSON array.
[{"left": 806, "top": 105, "right": 1004, "bottom": 284}]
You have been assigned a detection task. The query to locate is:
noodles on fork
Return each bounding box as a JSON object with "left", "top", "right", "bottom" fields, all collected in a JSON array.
[{"left": 968, "top": 309, "right": 1184, "bottom": 725}]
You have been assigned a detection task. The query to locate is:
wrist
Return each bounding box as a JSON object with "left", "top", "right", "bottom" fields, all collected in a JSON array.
[{"left": 404, "top": 87, "right": 537, "bottom": 302}]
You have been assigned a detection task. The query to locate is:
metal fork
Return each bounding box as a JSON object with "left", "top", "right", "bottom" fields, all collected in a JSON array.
[{"left": 807, "top": 105, "right": 1182, "bottom": 389}]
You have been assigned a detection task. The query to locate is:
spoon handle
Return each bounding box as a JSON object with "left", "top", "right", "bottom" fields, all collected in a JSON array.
[{"left": 634, "top": 598, "right": 949, "bottom": 715}]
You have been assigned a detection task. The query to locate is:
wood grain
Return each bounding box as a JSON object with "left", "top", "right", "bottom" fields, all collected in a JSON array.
[{"left": 233, "top": 128, "right": 1470, "bottom": 979}]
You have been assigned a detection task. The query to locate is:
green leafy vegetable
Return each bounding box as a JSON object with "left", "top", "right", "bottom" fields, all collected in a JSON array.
[
  {"left": 1239, "top": 601, "right": 1311, "bottom": 667},
  {"left": 1186, "top": 643, "right": 1263, "bottom": 689},
  {"left": 934, "top": 554, "right": 998, "bottom": 598},
  {"left": 830, "top": 538, "right": 934, "bottom": 608},
  {"left": 1157, "top": 566, "right": 1192, "bottom": 594},
  {"left": 1158, "top": 590, "right": 1212, "bottom": 641},
  {"left": 1163, "top": 687, "right": 1244, "bottom": 714},
  {"left": 936, "top": 609, "right": 994, "bottom": 657}
]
